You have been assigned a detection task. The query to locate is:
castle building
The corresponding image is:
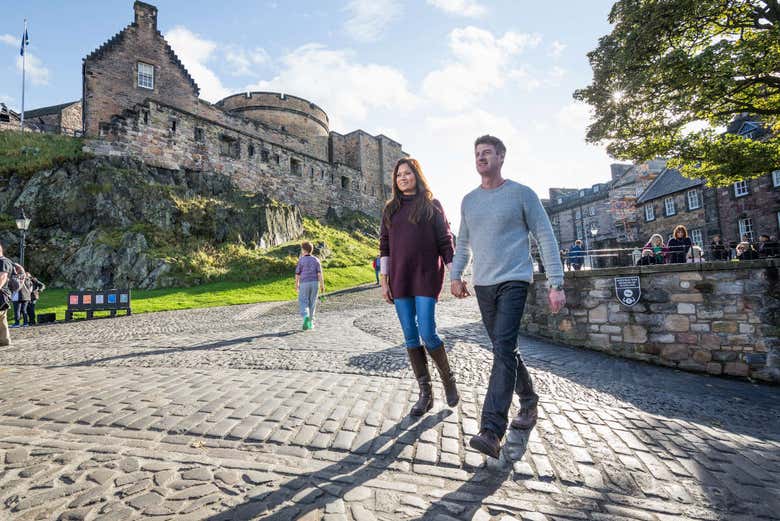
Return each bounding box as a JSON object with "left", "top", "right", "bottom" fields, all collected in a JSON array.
[{"left": 27, "top": 1, "right": 407, "bottom": 217}]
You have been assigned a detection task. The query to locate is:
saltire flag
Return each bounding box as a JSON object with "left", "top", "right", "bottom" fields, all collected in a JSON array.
[{"left": 20, "top": 28, "right": 28, "bottom": 56}]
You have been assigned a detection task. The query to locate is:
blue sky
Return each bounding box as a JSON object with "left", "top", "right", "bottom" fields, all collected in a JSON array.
[{"left": 1, "top": 0, "right": 617, "bottom": 226}]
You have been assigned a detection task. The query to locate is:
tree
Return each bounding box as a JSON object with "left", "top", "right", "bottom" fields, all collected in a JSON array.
[{"left": 575, "top": 0, "right": 780, "bottom": 185}]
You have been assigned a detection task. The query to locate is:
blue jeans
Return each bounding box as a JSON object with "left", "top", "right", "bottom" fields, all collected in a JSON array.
[
  {"left": 298, "top": 281, "right": 319, "bottom": 319},
  {"left": 393, "top": 296, "right": 443, "bottom": 350},
  {"left": 475, "top": 281, "right": 538, "bottom": 438}
]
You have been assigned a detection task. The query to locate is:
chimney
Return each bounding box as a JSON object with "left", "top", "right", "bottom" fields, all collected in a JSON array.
[
  {"left": 610, "top": 163, "right": 632, "bottom": 181},
  {"left": 134, "top": 1, "right": 158, "bottom": 31}
]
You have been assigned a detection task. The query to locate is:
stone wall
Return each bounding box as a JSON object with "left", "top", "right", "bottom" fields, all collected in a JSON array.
[
  {"left": 216, "top": 92, "right": 330, "bottom": 140},
  {"left": 60, "top": 102, "right": 83, "bottom": 134},
  {"left": 84, "top": 99, "right": 386, "bottom": 217},
  {"left": 520, "top": 261, "right": 780, "bottom": 383}
]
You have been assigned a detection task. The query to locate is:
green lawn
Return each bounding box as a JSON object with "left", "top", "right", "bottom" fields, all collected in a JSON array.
[
  {"left": 0, "top": 130, "right": 87, "bottom": 177},
  {"left": 35, "top": 265, "right": 375, "bottom": 321}
]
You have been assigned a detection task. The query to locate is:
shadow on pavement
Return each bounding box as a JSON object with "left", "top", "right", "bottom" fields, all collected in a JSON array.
[
  {"left": 46, "top": 330, "right": 302, "bottom": 368},
  {"left": 203, "top": 410, "right": 452, "bottom": 520}
]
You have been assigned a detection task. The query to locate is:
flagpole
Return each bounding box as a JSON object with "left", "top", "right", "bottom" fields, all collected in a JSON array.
[{"left": 20, "top": 19, "right": 26, "bottom": 131}]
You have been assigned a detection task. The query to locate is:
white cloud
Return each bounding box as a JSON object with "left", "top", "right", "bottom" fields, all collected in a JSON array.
[
  {"left": 246, "top": 43, "right": 419, "bottom": 131},
  {"left": 508, "top": 66, "right": 542, "bottom": 92},
  {"left": 427, "top": 0, "right": 486, "bottom": 17},
  {"left": 343, "top": 0, "right": 402, "bottom": 42},
  {"left": 225, "top": 47, "right": 270, "bottom": 77},
  {"left": 549, "top": 40, "right": 566, "bottom": 57},
  {"left": 422, "top": 27, "right": 541, "bottom": 111},
  {"left": 555, "top": 101, "right": 593, "bottom": 131},
  {"left": 0, "top": 34, "right": 17, "bottom": 46},
  {"left": 16, "top": 53, "right": 49, "bottom": 85},
  {"left": 165, "top": 26, "right": 231, "bottom": 102}
]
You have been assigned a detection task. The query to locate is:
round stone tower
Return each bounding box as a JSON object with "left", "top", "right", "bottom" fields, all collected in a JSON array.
[{"left": 216, "top": 92, "right": 329, "bottom": 140}]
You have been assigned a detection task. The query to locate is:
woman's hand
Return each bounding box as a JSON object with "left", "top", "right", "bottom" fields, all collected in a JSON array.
[{"left": 381, "top": 277, "right": 393, "bottom": 304}]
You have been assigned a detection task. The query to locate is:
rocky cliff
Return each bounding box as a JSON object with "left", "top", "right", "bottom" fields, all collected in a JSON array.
[{"left": 0, "top": 157, "right": 303, "bottom": 289}]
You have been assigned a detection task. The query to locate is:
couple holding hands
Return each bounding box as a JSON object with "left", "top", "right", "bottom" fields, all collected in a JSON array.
[{"left": 379, "top": 135, "right": 566, "bottom": 459}]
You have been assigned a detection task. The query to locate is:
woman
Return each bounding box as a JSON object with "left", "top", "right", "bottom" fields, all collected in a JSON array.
[
  {"left": 710, "top": 234, "right": 729, "bottom": 261},
  {"left": 736, "top": 242, "right": 760, "bottom": 261},
  {"left": 27, "top": 274, "right": 45, "bottom": 325},
  {"left": 295, "top": 241, "right": 325, "bottom": 330},
  {"left": 645, "top": 234, "right": 667, "bottom": 264},
  {"left": 667, "top": 225, "right": 692, "bottom": 264},
  {"left": 379, "top": 158, "right": 458, "bottom": 416}
]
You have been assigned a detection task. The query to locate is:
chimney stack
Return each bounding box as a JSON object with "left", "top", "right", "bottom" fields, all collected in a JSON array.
[{"left": 134, "top": 1, "right": 158, "bottom": 31}]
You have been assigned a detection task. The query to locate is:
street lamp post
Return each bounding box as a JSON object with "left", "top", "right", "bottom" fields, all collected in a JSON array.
[
  {"left": 15, "top": 209, "right": 31, "bottom": 267},
  {"left": 589, "top": 224, "right": 599, "bottom": 268}
]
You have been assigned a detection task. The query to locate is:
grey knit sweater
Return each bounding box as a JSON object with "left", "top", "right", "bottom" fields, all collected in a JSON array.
[{"left": 451, "top": 179, "right": 563, "bottom": 287}]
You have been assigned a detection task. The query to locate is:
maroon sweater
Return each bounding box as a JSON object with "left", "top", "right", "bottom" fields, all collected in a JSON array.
[{"left": 380, "top": 196, "right": 454, "bottom": 300}]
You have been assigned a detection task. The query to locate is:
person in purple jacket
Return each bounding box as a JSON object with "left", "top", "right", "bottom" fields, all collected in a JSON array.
[
  {"left": 379, "top": 157, "right": 459, "bottom": 416},
  {"left": 295, "top": 241, "right": 325, "bottom": 330}
]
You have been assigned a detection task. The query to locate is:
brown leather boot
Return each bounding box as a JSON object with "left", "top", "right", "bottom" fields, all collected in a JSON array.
[
  {"left": 407, "top": 347, "right": 433, "bottom": 416},
  {"left": 428, "top": 345, "right": 459, "bottom": 407}
]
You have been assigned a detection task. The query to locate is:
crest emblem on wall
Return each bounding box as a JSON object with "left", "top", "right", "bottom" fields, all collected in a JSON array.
[{"left": 615, "top": 276, "right": 641, "bottom": 306}]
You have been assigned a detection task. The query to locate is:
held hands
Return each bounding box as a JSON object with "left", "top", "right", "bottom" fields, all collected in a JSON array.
[
  {"left": 548, "top": 288, "right": 566, "bottom": 314},
  {"left": 451, "top": 279, "right": 471, "bottom": 299}
]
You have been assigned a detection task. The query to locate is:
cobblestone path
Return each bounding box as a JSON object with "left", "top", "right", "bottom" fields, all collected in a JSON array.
[{"left": 0, "top": 286, "right": 778, "bottom": 520}]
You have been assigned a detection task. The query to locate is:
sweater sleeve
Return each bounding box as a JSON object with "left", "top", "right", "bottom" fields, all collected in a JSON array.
[
  {"left": 432, "top": 200, "right": 454, "bottom": 265},
  {"left": 379, "top": 212, "right": 390, "bottom": 258},
  {"left": 523, "top": 186, "right": 564, "bottom": 287},
  {"left": 450, "top": 199, "right": 471, "bottom": 281}
]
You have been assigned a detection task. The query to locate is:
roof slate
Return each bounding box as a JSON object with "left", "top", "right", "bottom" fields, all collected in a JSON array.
[{"left": 636, "top": 168, "right": 703, "bottom": 204}]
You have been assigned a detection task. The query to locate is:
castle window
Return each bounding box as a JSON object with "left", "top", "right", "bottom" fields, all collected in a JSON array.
[
  {"left": 142, "top": 110, "right": 149, "bottom": 125},
  {"left": 274, "top": 154, "right": 280, "bottom": 164},
  {"left": 341, "top": 176, "right": 350, "bottom": 190},
  {"left": 137, "top": 62, "right": 154, "bottom": 89},
  {"left": 0, "top": 114, "right": 9, "bottom": 122},
  {"left": 170, "top": 119, "right": 177, "bottom": 133},
  {"left": 248, "top": 144, "right": 255, "bottom": 157},
  {"left": 290, "top": 158, "right": 302, "bottom": 176},
  {"left": 219, "top": 134, "right": 240, "bottom": 158},
  {"left": 194, "top": 127, "right": 204, "bottom": 142},
  {"left": 261, "top": 149, "right": 269, "bottom": 162}
]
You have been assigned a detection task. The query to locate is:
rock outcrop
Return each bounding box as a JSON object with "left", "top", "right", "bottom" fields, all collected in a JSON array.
[{"left": 0, "top": 157, "right": 303, "bottom": 289}]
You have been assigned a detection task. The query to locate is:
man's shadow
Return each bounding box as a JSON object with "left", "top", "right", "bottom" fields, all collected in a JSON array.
[{"left": 204, "top": 410, "right": 456, "bottom": 520}]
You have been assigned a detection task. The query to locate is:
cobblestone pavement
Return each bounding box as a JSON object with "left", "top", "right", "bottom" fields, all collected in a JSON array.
[{"left": 0, "top": 285, "right": 779, "bottom": 520}]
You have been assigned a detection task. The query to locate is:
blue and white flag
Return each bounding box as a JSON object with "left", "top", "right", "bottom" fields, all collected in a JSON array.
[{"left": 20, "top": 28, "right": 28, "bottom": 56}]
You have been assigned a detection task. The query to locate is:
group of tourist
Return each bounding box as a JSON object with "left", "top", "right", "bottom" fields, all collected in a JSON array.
[
  {"left": 0, "top": 242, "right": 46, "bottom": 346},
  {"left": 637, "top": 229, "right": 779, "bottom": 266}
]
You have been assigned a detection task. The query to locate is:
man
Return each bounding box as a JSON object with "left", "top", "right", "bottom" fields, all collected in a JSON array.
[
  {"left": 757, "top": 234, "right": 779, "bottom": 258},
  {"left": 568, "top": 240, "right": 585, "bottom": 270},
  {"left": 451, "top": 135, "right": 566, "bottom": 459},
  {"left": 0, "top": 244, "right": 15, "bottom": 346}
]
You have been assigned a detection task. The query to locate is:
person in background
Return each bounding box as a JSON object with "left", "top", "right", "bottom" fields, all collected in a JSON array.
[
  {"left": 645, "top": 233, "right": 667, "bottom": 264},
  {"left": 710, "top": 234, "right": 729, "bottom": 261},
  {"left": 295, "top": 241, "right": 325, "bottom": 330},
  {"left": 687, "top": 245, "right": 705, "bottom": 263},
  {"left": 18, "top": 269, "right": 33, "bottom": 327},
  {"left": 736, "top": 242, "right": 760, "bottom": 261},
  {"left": 27, "top": 274, "right": 45, "bottom": 325},
  {"left": 667, "top": 225, "right": 692, "bottom": 264},
  {"left": 380, "top": 157, "right": 459, "bottom": 416},
  {"left": 568, "top": 240, "right": 585, "bottom": 270},
  {"left": 637, "top": 248, "right": 658, "bottom": 266},
  {"left": 757, "top": 234, "right": 779, "bottom": 258},
  {"left": 372, "top": 256, "right": 381, "bottom": 285},
  {"left": 9, "top": 264, "right": 23, "bottom": 328},
  {"left": 0, "top": 243, "right": 14, "bottom": 346}
]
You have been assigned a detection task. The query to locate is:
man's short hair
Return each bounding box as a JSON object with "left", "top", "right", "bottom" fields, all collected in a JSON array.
[
  {"left": 474, "top": 135, "right": 506, "bottom": 156},
  {"left": 301, "top": 241, "right": 314, "bottom": 254}
]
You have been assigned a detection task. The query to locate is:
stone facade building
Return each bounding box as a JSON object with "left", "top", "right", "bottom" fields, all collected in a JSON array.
[
  {"left": 19, "top": 1, "right": 404, "bottom": 218},
  {"left": 635, "top": 168, "right": 719, "bottom": 249},
  {"left": 0, "top": 103, "right": 20, "bottom": 131},
  {"left": 715, "top": 173, "right": 780, "bottom": 245},
  {"left": 22, "top": 101, "right": 82, "bottom": 135}
]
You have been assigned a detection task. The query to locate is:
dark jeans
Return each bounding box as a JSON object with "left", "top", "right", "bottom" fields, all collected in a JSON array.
[
  {"left": 475, "top": 281, "right": 538, "bottom": 438},
  {"left": 13, "top": 301, "right": 30, "bottom": 326},
  {"left": 28, "top": 300, "right": 36, "bottom": 325}
]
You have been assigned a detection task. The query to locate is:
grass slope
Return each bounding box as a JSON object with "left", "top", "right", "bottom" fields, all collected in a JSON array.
[
  {"left": 35, "top": 216, "right": 379, "bottom": 320},
  {"left": 0, "top": 130, "right": 88, "bottom": 177}
]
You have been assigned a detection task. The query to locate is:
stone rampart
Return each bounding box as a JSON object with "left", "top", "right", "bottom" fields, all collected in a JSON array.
[
  {"left": 217, "top": 92, "right": 330, "bottom": 140},
  {"left": 84, "top": 99, "right": 382, "bottom": 217},
  {"left": 520, "top": 261, "right": 780, "bottom": 383}
]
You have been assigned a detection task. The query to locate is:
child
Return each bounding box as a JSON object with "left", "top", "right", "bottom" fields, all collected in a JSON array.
[
  {"left": 645, "top": 234, "right": 667, "bottom": 264},
  {"left": 295, "top": 241, "right": 325, "bottom": 330}
]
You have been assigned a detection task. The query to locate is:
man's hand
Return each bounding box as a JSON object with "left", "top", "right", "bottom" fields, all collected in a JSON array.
[
  {"left": 548, "top": 288, "right": 566, "bottom": 314},
  {"left": 381, "top": 277, "right": 393, "bottom": 304},
  {"left": 451, "top": 280, "right": 471, "bottom": 299}
]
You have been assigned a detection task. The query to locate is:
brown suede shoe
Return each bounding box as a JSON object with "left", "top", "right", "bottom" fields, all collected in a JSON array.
[
  {"left": 469, "top": 430, "right": 501, "bottom": 459},
  {"left": 510, "top": 407, "right": 538, "bottom": 430}
]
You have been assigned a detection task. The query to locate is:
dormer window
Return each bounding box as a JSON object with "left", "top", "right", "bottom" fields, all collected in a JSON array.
[
  {"left": 137, "top": 62, "right": 154, "bottom": 89},
  {"left": 737, "top": 121, "right": 760, "bottom": 140}
]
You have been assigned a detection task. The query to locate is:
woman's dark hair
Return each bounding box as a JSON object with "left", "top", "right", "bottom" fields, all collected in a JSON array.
[
  {"left": 383, "top": 158, "right": 437, "bottom": 227},
  {"left": 673, "top": 225, "right": 688, "bottom": 238}
]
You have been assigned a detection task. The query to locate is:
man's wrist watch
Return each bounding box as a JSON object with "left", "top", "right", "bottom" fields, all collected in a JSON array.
[{"left": 549, "top": 283, "right": 563, "bottom": 291}]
